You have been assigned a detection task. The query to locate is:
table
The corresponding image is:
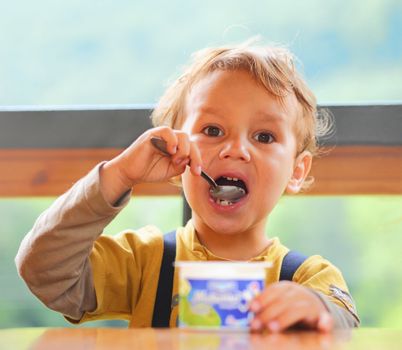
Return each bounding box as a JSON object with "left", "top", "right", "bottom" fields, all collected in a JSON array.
[{"left": 0, "top": 327, "right": 401, "bottom": 350}]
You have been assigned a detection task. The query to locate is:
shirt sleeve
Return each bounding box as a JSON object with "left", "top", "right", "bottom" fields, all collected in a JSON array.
[
  {"left": 15, "top": 162, "right": 131, "bottom": 320},
  {"left": 293, "top": 255, "right": 360, "bottom": 328},
  {"left": 76, "top": 226, "right": 164, "bottom": 326}
]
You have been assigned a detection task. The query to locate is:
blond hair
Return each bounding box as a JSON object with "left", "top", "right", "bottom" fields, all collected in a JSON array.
[{"left": 151, "top": 41, "right": 333, "bottom": 188}]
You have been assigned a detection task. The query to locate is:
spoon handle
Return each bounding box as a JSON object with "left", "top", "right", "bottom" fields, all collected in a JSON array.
[
  {"left": 150, "top": 137, "right": 217, "bottom": 188},
  {"left": 150, "top": 137, "right": 171, "bottom": 157},
  {"left": 199, "top": 170, "right": 218, "bottom": 188}
]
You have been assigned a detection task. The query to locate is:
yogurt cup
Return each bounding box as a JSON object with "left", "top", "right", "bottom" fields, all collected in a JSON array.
[{"left": 176, "top": 261, "right": 272, "bottom": 331}]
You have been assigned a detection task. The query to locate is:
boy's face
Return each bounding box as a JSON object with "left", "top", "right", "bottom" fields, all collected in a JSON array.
[{"left": 181, "top": 69, "right": 311, "bottom": 237}]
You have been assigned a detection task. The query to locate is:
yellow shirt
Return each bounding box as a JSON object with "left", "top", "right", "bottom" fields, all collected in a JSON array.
[{"left": 80, "top": 220, "right": 357, "bottom": 327}]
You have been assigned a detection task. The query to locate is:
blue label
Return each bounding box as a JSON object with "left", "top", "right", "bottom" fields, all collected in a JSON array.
[{"left": 179, "top": 278, "right": 263, "bottom": 329}]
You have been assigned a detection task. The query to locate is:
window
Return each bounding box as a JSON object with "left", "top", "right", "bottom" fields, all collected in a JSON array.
[{"left": 1, "top": 0, "right": 401, "bottom": 328}]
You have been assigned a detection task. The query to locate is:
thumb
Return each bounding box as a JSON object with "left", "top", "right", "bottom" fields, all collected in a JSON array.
[{"left": 317, "top": 312, "right": 334, "bottom": 332}]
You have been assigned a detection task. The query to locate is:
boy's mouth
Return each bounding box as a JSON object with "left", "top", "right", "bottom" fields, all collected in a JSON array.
[
  {"left": 210, "top": 175, "right": 249, "bottom": 206},
  {"left": 215, "top": 176, "right": 248, "bottom": 194}
]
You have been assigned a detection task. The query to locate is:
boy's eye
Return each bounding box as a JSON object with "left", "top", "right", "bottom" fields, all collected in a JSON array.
[
  {"left": 254, "top": 132, "right": 275, "bottom": 144},
  {"left": 202, "top": 126, "right": 223, "bottom": 137}
]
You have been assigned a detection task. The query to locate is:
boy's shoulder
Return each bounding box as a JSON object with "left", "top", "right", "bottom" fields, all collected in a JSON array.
[
  {"left": 295, "top": 254, "right": 342, "bottom": 277},
  {"left": 267, "top": 239, "right": 345, "bottom": 282},
  {"left": 268, "top": 238, "right": 339, "bottom": 272},
  {"left": 93, "top": 225, "right": 166, "bottom": 256}
]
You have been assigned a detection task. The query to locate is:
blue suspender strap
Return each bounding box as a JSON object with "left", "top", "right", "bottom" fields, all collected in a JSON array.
[
  {"left": 151, "top": 230, "right": 177, "bottom": 328},
  {"left": 279, "top": 250, "right": 308, "bottom": 281}
]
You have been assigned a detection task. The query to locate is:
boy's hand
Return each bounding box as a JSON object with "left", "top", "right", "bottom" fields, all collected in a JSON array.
[
  {"left": 249, "top": 281, "right": 334, "bottom": 333},
  {"left": 100, "top": 126, "right": 202, "bottom": 204}
]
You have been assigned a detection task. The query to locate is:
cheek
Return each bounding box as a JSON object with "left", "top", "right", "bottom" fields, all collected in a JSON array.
[
  {"left": 258, "top": 158, "right": 294, "bottom": 193},
  {"left": 181, "top": 168, "right": 190, "bottom": 190},
  {"left": 181, "top": 168, "right": 197, "bottom": 201}
]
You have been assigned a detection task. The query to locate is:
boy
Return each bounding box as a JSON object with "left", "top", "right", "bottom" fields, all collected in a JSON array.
[{"left": 16, "top": 42, "right": 359, "bottom": 332}]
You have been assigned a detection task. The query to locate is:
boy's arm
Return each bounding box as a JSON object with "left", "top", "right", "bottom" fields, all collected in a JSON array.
[
  {"left": 250, "top": 255, "right": 359, "bottom": 332},
  {"left": 15, "top": 127, "right": 202, "bottom": 321},
  {"left": 296, "top": 256, "right": 360, "bottom": 328},
  {"left": 312, "top": 290, "right": 359, "bottom": 328},
  {"left": 15, "top": 162, "right": 131, "bottom": 320}
]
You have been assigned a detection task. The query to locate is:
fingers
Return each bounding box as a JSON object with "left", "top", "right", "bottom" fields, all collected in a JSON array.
[
  {"left": 171, "top": 132, "right": 190, "bottom": 167},
  {"left": 250, "top": 282, "right": 334, "bottom": 333},
  {"left": 151, "top": 127, "right": 202, "bottom": 176},
  {"left": 250, "top": 288, "right": 291, "bottom": 332},
  {"left": 115, "top": 126, "right": 203, "bottom": 186},
  {"left": 262, "top": 301, "right": 313, "bottom": 332},
  {"left": 250, "top": 281, "right": 292, "bottom": 315},
  {"left": 151, "top": 127, "right": 179, "bottom": 155},
  {"left": 318, "top": 312, "right": 334, "bottom": 332}
]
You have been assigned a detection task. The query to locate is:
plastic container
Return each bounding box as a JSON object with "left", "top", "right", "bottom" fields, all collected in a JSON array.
[{"left": 176, "top": 261, "right": 271, "bottom": 331}]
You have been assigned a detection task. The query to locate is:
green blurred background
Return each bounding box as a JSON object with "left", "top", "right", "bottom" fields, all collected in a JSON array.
[{"left": 1, "top": 0, "right": 401, "bottom": 328}]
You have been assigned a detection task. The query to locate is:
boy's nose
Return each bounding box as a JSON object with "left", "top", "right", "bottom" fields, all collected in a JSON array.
[{"left": 218, "top": 139, "right": 251, "bottom": 162}]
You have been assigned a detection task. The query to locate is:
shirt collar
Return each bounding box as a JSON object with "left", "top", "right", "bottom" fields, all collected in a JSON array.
[{"left": 179, "top": 219, "right": 281, "bottom": 262}]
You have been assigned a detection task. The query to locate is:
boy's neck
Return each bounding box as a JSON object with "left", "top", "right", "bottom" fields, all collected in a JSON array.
[{"left": 192, "top": 221, "right": 272, "bottom": 261}]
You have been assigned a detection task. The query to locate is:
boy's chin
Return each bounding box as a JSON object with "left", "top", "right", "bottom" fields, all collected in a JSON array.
[{"left": 205, "top": 219, "right": 252, "bottom": 236}]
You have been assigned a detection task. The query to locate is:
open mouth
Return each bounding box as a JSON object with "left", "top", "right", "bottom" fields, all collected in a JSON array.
[
  {"left": 215, "top": 176, "right": 248, "bottom": 193},
  {"left": 211, "top": 176, "right": 248, "bottom": 206}
]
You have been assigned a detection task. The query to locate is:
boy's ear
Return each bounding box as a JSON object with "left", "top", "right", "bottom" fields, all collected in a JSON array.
[{"left": 286, "top": 151, "right": 313, "bottom": 194}]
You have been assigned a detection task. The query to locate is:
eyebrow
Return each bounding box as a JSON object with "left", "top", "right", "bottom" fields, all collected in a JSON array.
[
  {"left": 256, "top": 111, "right": 286, "bottom": 123},
  {"left": 199, "top": 107, "right": 224, "bottom": 118},
  {"left": 198, "top": 106, "right": 286, "bottom": 124}
]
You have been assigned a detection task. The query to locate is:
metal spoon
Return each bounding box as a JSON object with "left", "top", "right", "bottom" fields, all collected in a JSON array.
[{"left": 150, "top": 137, "right": 246, "bottom": 202}]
